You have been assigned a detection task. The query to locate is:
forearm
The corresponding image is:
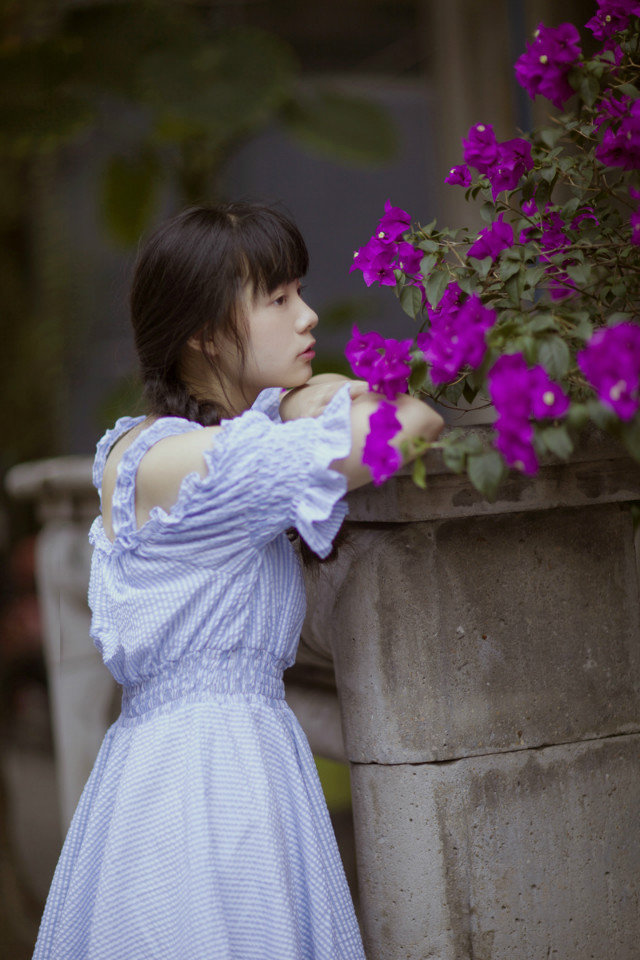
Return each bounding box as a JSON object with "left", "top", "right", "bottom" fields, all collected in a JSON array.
[
  {"left": 280, "top": 376, "right": 366, "bottom": 421},
  {"left": 333, "top": 392, "right": 444, "bottom": 491}
]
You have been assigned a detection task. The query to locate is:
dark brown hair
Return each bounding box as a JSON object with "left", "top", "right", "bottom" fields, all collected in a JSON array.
[{"left": 130, "top": 201, "right": 309, "bottom": 424}]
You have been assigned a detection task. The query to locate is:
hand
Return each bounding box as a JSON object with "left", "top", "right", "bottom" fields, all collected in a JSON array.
[{"left": 279, "top": 378, "right": 368, "bottom": 420}]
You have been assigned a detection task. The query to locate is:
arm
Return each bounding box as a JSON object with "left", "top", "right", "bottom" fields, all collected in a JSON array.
[
  {"left": 332, "top": 391, "right": 444, "bottom": 491},
  {"left": 279, "top": 374, "right": 369, "bottom": 421},
  {"left": 280, "top": 377, "right": 444, "bottom": 492}
]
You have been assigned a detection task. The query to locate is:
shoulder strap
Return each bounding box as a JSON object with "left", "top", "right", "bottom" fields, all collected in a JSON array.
[
  {"left": 93, "top": 416, "right": 146, "bottom": 501},
  {"left": 110, "top": 417, "right": 201, "bottom": 539}
]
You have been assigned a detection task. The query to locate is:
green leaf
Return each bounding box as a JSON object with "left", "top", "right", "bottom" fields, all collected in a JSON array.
[
  {"left": 538, "top": 336, "right": 571, "bottom": 378},
  {"left": 540, "top": 424, "right": 574, "bottom": 460},
  {"left": 284, "top": 87, "right": 397, "bottom": 166},
  {"left": 567, "top": 402, "right": 589, "bottom": 429},
  {"left": 621, "top": 416, "right": 640, "bottom": 462},
  {"left": 417, "top": 238, "right": 439, "bottom": 253},
  {"left": 617, "top": 82, "right": 640, "bottom": 99},
  {"left": 442, "top": 378, "right": 466, "bottom": 405},
  {"left": 497, "top": 259, "right": 521, "bottom": 282},
  {"left": 459, "top": 432, "right": 485, "bottom": 456},
  {"left": 480, "top": 202, "right": 496, "bottom": 224},
  {"left": 579, "top": 73, "right": 600, "bottom": 107},
  {"left": 399, "top": 283, "right": 423, "bottom": 319},
  {"left": 535, "top": 178, "right": 553, "bottom": 209},
  {"left": 412, "top": 456, "right": 427, "bottom": 489},
  {"left": 565, "top": 262, "right": 593, "bottom": 285},
  {"left": 587, "top": 398, "right": 616, "bottom": 430},
  {"left": 425, "top": 269, "right": 450, "bottom": 309},
  {"left": 101, "top": 151, "right": 161, "bottom": 247},
  {"left": 0, "top": 41, "right": 95, "bottom": 152},
  {"left": 472, "top": 255, "right": 493, "bottom": 278},
  {"left": 462, "top": 379, "right": 478, "bottom": 405},
  {"left": 539, "top": 127, "right": 563, "bottom": 149},
  {"left": 573, "top": 315, "right": 594, "bottom": 341},
  {"left": 442, "top": 443, "right": 467, "bottom": 474},
  {"left": 467, "top": 449, "right": 506, "bottom": 501},
  {"left": 63, "top": 1, "right": 182, "bottom": 98},
  {"left": 523, "top": 264, "right": 548, "bottom": 290},
  {"left": 455, "top": 273, "right": 474, "bottom": 296},
  {"left": 409, "top": 359, "right": 429, "bottom": 392},
  {"left": 528, "top": 313, "right": 558, "bottom": 334},
  {"left": 505, "top": 270, "right": 523, "bottom": 306},
  {"left": 420, "top": 253, "right": 437, "bottom": 275},
  {"left": 143, "top": 28, "right": 297, "bottom": 145}
]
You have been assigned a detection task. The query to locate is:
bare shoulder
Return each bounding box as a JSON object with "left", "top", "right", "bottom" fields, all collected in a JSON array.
[
  {"left": 136, "top": 425, "right": 223, "bottom": 516},
  {"left": 101, "top": 423, "right": 223, "bottom": 539}
]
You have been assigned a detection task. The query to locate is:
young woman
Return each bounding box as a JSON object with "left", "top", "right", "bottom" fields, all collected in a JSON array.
[{"left": 33, "top": 202, "right": 443, "bottom": 960}]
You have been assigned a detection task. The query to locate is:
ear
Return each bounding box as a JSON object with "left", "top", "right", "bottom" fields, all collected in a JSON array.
[{"left": 186, "top": 332, "right": 217, "bottom": 357}]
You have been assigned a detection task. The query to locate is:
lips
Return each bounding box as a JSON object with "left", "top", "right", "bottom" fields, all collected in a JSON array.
[{"left": 298, "top": 341, "right": 316, "bottom": 358}]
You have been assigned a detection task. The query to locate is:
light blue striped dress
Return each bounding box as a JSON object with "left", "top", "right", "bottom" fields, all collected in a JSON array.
[{"left": 33, "top": 385, "right": 366, "bottom": 960}]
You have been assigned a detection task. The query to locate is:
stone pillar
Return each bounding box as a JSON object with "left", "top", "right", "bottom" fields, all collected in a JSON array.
[
  {"left": 5, "top": 458, "right": 116, "bottom": 832},
  {"left": 304, "top": 427, "right": 640, "bottom": 959}
]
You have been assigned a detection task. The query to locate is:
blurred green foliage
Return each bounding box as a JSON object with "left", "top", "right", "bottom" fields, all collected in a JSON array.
[{"left": 0, "top": 0, "right": 397, "bottom": 465}]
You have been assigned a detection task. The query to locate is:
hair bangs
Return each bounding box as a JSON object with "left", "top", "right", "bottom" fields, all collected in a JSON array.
[{"left": 229, "top": 204, "right": 309, "bottom": 297}]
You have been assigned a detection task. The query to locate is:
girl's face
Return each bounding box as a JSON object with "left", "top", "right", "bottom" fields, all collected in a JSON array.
[{"left": 234, "top": 279, "right": 319, "bottom": 400}]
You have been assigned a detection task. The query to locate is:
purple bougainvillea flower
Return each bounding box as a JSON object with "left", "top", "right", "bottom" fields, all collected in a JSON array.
[
  {"left": 376, "top": 199, "right": 412, "bottom": 242},
  {"left": 395, "top": 241, "right": 423, "bottom": 275},
  {"left": 467, "top": 214, "right": 514, "bottom": 261},
  {"left": 488, "top": 138, "right": 534, "bottom": 197},
  {"left": 463, "top": 123, "right": 498, "bottom": 175},
  {"left": 494, "top": 416, "right": 539, "bottom": 474},
  {"left": 521, "top": 210, "right": 568, "bottom": 256},
  {"left": 529, "top": 367, "right": 571, "bottom": 418},
  {"left": 361, "top": 250, "right": 400, "bottom": 287},
  {"left": 488, "top": 353, "right": 534, "bottom": 419},
  {"left": 546, "top": 269, "right": 578, "bottom": 300},
  {"left": 418, "top": 292, "right": 496, "bottom": 384},
  {"left": 426, "top": 280, "right": 464, "bottom": 324},
  {"left": 578, "top": 322, "right": 640, "bottom": 420},
  {"left": 514, "top": 22, "right": 581, "bottom": 109},
  {"left": 445, "top": 164, "right": 473, "bottom": 186},
  {"left": 369, "top": 338, "right": 413, "bottom": 400},
  {"left": 570, "top": 206, "right": 599, "bottom": 230},
  {"left": 362, "top": 401, "right": 403, "bottom": 485},
  {"left": 345, "top": 325, "right": 385, "bottom": 381},
  {"left": 488, "top": 353, "right": 570, "bottom": 473},
  {"left": 596, "top": 98, "right": 640, "bottom": 170},
  {"left": 586, "top": 0, "right": 640, "bottom": 41},
  {"left": 349, "top": 236, "right": 389, "bottom": 274},
  {"left": 345, "top": 327, "right": 412, "bottom": 398},
  {"left": 521, "top": 197, "right": 538, "bottom": 217},
  {"left": 595, "top": 91, "right": 631, "bottom": 130}
]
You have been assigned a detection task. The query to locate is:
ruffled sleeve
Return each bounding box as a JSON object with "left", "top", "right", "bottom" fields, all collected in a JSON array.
[
  {"left": 155, "top": 384, "right": 353, "bottom": 559},
  {"left": 250, "top": 388, "right": 283, "bottom": 422}
]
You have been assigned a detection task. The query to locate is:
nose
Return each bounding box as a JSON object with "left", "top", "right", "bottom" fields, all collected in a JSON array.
[{"left": 297, "top": 298, "right": 318, "bottom": 333}]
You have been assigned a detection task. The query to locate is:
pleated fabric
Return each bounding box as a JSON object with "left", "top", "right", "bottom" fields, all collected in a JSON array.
[{"left": 33, "top": 385, "right": 366, "bottom": 960}]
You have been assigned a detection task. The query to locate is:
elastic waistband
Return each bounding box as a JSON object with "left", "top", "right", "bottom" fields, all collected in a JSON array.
[{"left": 120, "top": 647, "right": 286, "bottom": 718}]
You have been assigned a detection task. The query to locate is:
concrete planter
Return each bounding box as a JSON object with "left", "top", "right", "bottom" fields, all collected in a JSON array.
[{"left": 302, "top": 426, "right": 640, "bottom": 960}]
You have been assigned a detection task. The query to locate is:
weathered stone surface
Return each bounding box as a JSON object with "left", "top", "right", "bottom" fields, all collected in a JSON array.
[
  {"left": 327, "top": 502, "right": 640, "bottom": 763},
  {"left": 351, "top": 734, "right": 640, "bottom": 960},
  {"left": 347, "top": 427, "right": 640, "bottom": 523}
]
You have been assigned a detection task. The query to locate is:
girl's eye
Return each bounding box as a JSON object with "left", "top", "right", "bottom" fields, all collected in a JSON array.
[{"left": 273, "top": 295, "right": 286, "bottom": 306}]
